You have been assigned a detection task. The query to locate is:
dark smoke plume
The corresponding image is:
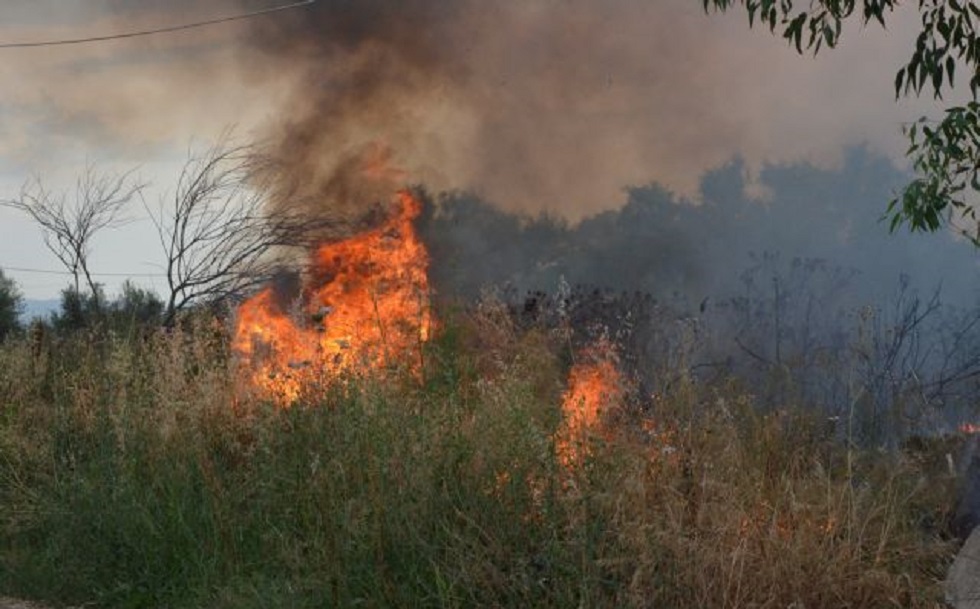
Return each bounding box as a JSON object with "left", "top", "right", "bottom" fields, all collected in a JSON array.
[
  {"left": 0, "top": 1, "right": 931, "bottom": 220},
  {"left": 245, "top": 0, "right": 473, "bottom": 220},
  {"left": 238, "top": 0, "right": 928, "bottom": 220}
]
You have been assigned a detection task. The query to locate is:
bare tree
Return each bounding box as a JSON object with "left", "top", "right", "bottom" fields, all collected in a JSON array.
[
  {"left": 147, "top": 137, "right": 327, "bottom": 326},
  {"left": 2, "top": 166, "right": 145, "bottom": 303}
]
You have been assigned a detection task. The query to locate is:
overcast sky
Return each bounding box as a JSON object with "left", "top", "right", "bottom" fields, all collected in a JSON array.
[{"left": 0, "top": 0, "right": 946, "bottom": 299}]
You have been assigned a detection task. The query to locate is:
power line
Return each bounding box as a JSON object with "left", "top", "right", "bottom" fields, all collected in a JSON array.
[
  {"left": 3, "top": 265, "right": 164, "bottom": 278},
  {"left": 0, "top": 0, "right": 316, "bottom": 49}
]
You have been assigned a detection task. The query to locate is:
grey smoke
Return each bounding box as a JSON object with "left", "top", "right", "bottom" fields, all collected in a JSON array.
[{"left": 0, "top": 1, "right": 935, "bottom": 219}]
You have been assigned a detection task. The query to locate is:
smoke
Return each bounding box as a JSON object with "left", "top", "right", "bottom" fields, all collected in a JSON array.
[
  {"left": 420, "top": 146, "right": 980, "bottom": 305},
  {"left": 0, "top": 0, "right": 935, "bottom": 219},
  {"left": 240, "top": 0, "right": 931, "bottom": 219}
]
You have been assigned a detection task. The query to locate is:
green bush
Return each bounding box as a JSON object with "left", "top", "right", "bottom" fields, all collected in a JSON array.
[{"left": 0, "top": 269, "right": 23, "bottom": 342}]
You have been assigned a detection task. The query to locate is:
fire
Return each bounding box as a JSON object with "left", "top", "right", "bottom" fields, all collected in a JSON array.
[
  {"left": 557, "top": 339, "right": 623, "bottom": 466},
  {"left": 234, "top": 190, "right": 432, "bottom": 403},
  {"left": 961, "top": 423, "right": 980, "bottom": 434}
]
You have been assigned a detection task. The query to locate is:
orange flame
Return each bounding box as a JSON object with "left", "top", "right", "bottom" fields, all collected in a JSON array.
[
  {"left": 557, "top": 339, "right": 623, "bottom": 466},
  {"left": 234, "top": 191, "right": 432, "bottom": 403}
]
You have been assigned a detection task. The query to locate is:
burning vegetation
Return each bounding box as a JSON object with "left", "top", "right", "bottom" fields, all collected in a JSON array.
[
  {"left": 233, "top": 190, "right": 432, "bottom": 403},
  {"left": 0, "top": 188, "right": 962, "bottom": 606},
  {"left": 3, "top": 0, "right": 979, "bottom": 603},
  {"left": 557, "top": 339, "right": 624, "bottom": 467},
  {"left": 230, "top": 183, "right": 639, "bottom": 482}
]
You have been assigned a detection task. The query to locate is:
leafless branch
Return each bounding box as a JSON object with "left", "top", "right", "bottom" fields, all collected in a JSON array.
[
  {"left": 1, "top": 164, "right": 145, "bottom": 301},
  {"left": 148, "top": 135, "right": 337, "bottom": 326}
]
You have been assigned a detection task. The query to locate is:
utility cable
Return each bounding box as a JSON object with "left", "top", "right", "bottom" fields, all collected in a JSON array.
[
  {"left": 3, "top": 265, "right": 164, "bottom": 278},
  {"left": 0, "top": 0, "right": 316, "bottom": 49}
]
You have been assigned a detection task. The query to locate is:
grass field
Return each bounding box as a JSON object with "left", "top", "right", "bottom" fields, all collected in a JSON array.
[{"left": 0, "top": 310, "right": 958, "bottom": 608}]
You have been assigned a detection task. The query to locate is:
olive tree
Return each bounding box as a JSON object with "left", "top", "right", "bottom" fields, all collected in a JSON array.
[{"left": 0, "top": 268, "right": 23, "bottom": 341}]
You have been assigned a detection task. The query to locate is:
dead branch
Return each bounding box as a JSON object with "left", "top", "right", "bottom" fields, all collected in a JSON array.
[
  {"left": 2, "top": 164, "right": 145, "bottom": 301},
  {"left": 147, "top": 135, "right": 336, "bottom": 326}
]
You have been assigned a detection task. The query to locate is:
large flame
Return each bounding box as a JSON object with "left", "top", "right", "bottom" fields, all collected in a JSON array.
[
  {"left": 234, "top": 191, "right": 432, "bottom": 403},
  {"left": 557, "top": 339, "right": 623, "bottom": 466}
]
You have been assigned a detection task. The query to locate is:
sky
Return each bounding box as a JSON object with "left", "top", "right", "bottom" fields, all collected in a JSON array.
[{"left": 0, "top": 0, "right": 949, "bottom": 299}]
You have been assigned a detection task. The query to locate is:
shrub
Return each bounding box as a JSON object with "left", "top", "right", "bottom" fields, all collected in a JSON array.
[{"left": 0, "top": 269, "right": 23, "bottom": 342}]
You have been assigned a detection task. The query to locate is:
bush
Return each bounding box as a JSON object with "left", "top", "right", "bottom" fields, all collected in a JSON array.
[
  {"left": 0, "top": 269, "right": 23, "bottom": 342},
  {"left": 50, "top": 284, "right": 105, "bottom": 332}
]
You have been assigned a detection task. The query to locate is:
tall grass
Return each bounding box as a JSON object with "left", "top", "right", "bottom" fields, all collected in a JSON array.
[{"left": 0, "top": 310, "right": 955, "bottom": 607}]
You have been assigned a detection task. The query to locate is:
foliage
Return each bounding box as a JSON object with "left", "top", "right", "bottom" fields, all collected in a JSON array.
[
  {"left": 49, "top": 281, "right": 164, "bottom": 334},
  {"left": 894, "top": 102, "right": 980, "bottom": 242},
  {"left": 110, "top": 280, "right": 164, "bottom": 328},
  {"left": 50, "top": 284, "right": 105, "bottom": 332},
  {"left": 0, "top": 269, "right": 23, "bottom": 342},
  {"left": 702, "top": 0, "right": 980, "bottom": 242}
]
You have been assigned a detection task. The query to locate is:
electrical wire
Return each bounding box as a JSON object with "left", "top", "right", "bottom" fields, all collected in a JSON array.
[
  {"left": 0, "top": 0, "right": 316, "bottom": 49},
  {"left": 3, "top": 265, "right": 164, "bottom": 278}
]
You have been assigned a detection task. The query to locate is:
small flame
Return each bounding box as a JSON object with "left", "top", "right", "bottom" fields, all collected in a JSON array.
[
  {"left": 557, "top": 339, "right": 623, "bottom": 466},
  {"left": 234, "top": 191, "right": 432, "bottom": 403},
  {"left": 961, "top": 423, "right": 980, "bottom": 434}
]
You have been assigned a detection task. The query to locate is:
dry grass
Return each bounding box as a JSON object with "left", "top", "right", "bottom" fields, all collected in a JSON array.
[{"left": 0, "top": 308, "right": 956, "bottom": 608}]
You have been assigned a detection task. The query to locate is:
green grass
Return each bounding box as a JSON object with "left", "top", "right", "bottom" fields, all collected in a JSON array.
[{"left": 0, "top": 312, "right": 956, "bottom": 607}]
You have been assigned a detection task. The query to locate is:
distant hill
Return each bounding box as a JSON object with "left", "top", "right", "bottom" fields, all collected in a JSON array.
[{"left": 20, "top": 299, "right": 59, "bottom": 323}]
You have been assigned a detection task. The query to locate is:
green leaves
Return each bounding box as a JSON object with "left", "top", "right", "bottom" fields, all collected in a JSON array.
[
  {"left": 897, "top": 3, "right": 978, "bottom": 100},
  {"left": 0, "top": 268, "right": 23, "bottom": 342},
  {"left": 703, "top": 0, "right": 980, "bottom": 243},
  {"left": 888, "top": 103, "right": 980, "bottom": 243},
  {"left": 702, "top": 1, "right": 881, "bottom": 54}
]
